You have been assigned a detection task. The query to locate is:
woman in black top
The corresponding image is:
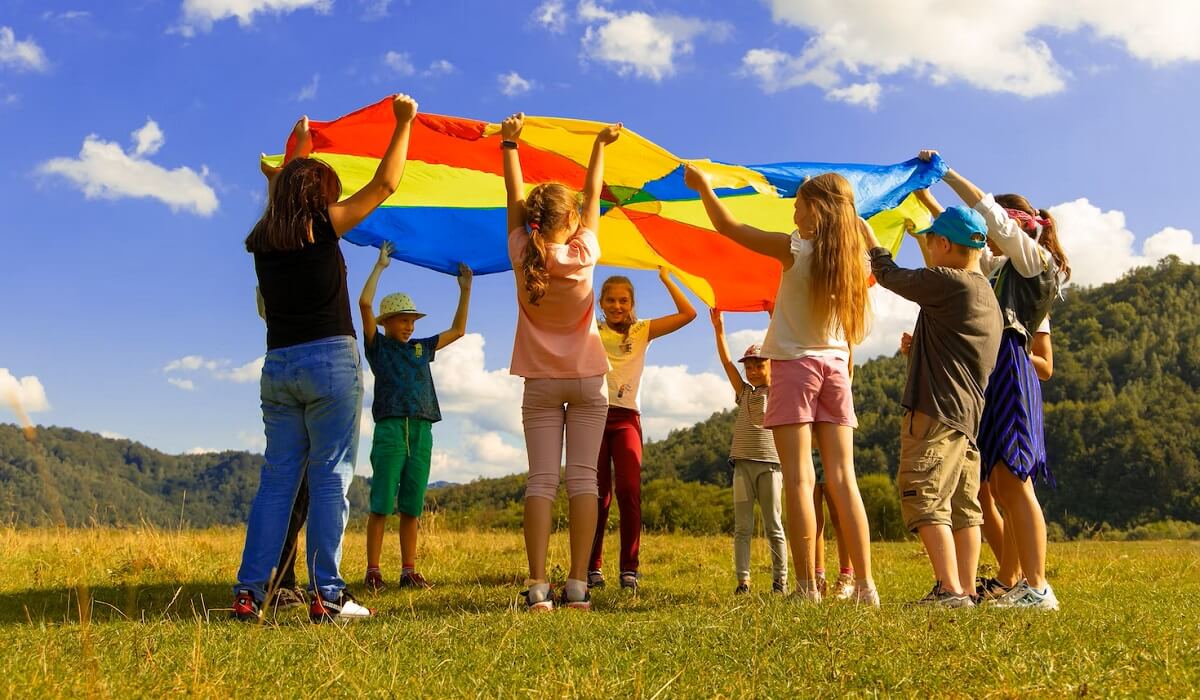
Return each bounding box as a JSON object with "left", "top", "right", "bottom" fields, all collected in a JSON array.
[{"left": 232, "top": 94, "right": 418, "bottom": 623}]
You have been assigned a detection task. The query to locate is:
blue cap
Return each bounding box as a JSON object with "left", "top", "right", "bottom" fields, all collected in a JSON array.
[{"left": 914, "top": 205, "right": 988, "bottom": 249}]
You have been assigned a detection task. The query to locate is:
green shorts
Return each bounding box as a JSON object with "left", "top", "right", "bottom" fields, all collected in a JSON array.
[{"left": 369, "top": 417, "right": 434, "bottom": 517}]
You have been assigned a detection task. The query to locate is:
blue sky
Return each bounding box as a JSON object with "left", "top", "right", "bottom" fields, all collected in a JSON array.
[{"left": 3, "top": 0, "right": 1199, "bottom": 482}]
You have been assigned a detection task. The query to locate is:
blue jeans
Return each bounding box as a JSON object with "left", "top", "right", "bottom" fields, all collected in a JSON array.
[{"left": 235, "top": 335, "right": 362, "bottom": 603}]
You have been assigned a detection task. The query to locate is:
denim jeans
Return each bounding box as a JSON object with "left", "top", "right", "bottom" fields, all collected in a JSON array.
[{"left": 235, "top": 335, "right": 362, "bottom": 603}]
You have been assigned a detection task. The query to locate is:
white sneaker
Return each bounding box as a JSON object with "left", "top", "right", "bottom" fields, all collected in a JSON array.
[
  {"left": 834, "top": 573, "right": 856, "bottom": 601},
  {"left": 523, "top": 583, "right": 554, "bottom": 612},
  {"left": 854, "top": 587, "right": 881, "bottom": 608},
  {"left": 309, "top": 591, "right": 373, "bottom": 623},
  {"left": 990, "top": 579, "right": 1060, "bottom": 610},
  {"left": 794, "top": 580, "right": 823, "bottom": 603}
]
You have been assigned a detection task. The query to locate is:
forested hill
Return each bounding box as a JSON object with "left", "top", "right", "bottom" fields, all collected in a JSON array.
[
  {"left": 4, "top": 258, "right": 1198, "bottom": 533},
  {"left": 0, "top": 426, "right": 369, "bottom": 527}
]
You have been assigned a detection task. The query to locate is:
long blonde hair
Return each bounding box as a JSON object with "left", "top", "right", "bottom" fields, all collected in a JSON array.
[
  {"left": 799, "top": 173, "right": 870, "bottom": 345},
  {"left": 521, "top": 183, "right": 580, "bottom": 305}
]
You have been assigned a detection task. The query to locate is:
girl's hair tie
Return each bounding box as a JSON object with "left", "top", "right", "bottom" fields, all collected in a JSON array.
[
  {"left": 529, "top": 221, "right": 540, "bottom": 232},
  {"left": 1005, "top": 207, "right": 1050, "bottom": 234}
]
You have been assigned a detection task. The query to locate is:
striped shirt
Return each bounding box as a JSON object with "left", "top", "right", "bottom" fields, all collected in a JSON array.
[{"left": 730, "top": 383, "right": 779, "bottom": 464}]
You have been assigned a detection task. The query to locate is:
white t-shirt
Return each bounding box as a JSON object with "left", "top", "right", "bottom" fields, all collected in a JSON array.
[
  {"left": 760, "top": 233, "right": 851, "bottom": 362},
  {"left": 599, "top": 319, "right": 651, "bottom": 411},
  {"left": 1036, "top": 316, "right": 1050, "bottom": 334}
]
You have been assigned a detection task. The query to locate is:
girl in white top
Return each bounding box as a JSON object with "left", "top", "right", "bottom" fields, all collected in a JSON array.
[
  {"left": 684, "top": 165, "right": 879, "bottom": 605},
  {"left": 587, "top": 269, "right": 696, "bottom": 590}
]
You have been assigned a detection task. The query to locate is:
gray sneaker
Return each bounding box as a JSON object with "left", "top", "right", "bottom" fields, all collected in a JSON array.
[
  {"left": 913, "top": 582, "right": 974, "bottom": 609},
  {"left": 990, "top": 580, "right": 1060, "bottom": 610}
]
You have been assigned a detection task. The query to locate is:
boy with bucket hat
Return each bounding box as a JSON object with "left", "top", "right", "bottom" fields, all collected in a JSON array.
[
  {"left": 865, "top": 199, "right": 1002, "bottom": 607},
  {"left": 359, "top": 242, "right": 473, "bottom": 592},
  {"left": 710, "top": 310, "right": 788, "bottom": 596}
]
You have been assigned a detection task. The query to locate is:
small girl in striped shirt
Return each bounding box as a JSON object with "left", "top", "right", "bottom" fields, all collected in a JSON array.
[{"left": 711, "top": 310, "right": 788, "bottom": 595}]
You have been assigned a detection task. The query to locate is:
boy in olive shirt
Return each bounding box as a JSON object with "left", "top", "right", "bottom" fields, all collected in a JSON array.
[{"left": 865, "top": 202, "right": 1002, "bottom": 607}]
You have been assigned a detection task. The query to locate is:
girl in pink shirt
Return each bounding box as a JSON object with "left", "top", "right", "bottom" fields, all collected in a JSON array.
[{"left": 501, "top": 112, "right": 622, "bottom": 611}]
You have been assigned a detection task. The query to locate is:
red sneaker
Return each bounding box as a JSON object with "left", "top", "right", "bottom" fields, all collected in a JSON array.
[
  {"left": 231, "top": 590, "right": 261, "bottom": 622},
  {"left": 397, "top": 571, "right": 432, "bottom": 589}
]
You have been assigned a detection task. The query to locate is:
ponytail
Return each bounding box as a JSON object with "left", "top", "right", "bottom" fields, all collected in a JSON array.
[
  {"left": 1037, "top": 208, "right": 1072, "bottom": 283},
  {"left": 522, "top": 188, "right": 551, "bottom": 305}
]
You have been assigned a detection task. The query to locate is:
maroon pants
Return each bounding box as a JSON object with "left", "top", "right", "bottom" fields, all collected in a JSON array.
[{"left": 589, "top": 406, "right": 643, "bottom": 573}]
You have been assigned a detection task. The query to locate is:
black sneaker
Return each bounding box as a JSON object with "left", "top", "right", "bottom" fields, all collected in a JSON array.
[
  {"left": 619, "top": 571, "right": 639, "bottom": 592},
  {"left": 587, "top": 570, "right": 606, "bottom": 589},
  {"left": 309, "top": 590, "right": 374, "bottom": 624},
  {"left": 397, "top": 571, "right": 432, "bottom": 589},
  {"left": 267, "top": 586, "right": 307, "bottom": 610},
  {"left": 521, "top": 586, "right": 554, "bottom": 612},
  {"left": 975, "top": 576, "right": 1012, "bottom": 602},
  {"left": 913, "top": 581, "right": 975, "bottom": 609},
  {"left": 558, "top": 587, "right": 592, "bottom": 611},
  {"left": 231, "top": 590, "right": 261, "bottom": 622},
  {"left": 772, "top": 579, "right": 788, "bottom": 595},
  {"left": 734, "top": 582, "right": 750, "bottom": 595}
]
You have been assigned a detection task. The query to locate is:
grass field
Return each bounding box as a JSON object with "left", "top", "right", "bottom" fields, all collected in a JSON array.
[{"left": 2, "top": 523, "right": 1198, "bottom": 698}]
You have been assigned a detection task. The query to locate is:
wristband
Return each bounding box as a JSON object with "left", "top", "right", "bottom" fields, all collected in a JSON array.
[{"left": 501, "top": 140, "right": 519, "bottom": 150}]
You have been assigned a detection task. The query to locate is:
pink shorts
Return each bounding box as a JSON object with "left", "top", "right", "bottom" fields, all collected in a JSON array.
[{"left": 763, "top": 356, "right": 857, "bottom": 429}]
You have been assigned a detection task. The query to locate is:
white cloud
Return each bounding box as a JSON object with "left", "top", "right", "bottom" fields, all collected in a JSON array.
[
  {"left": 38, "top": 119, "right": 219, "bottom": 216},
  {"left": 639, "top": 365, "right": 734, "bottom": 438},
  {"left": 826, "top": 81, "right": 881, "bottom": 109},
  {"left": 164, "top": 355, "right": 222, "bottom": 372},
  {"left": 358, "top": 0, "right": 393, "bottom": 19},
  {"left": 859, "top": 285, "right": 920, "bottom": 363},
  {"left": 424, "top": 59, "right": 455, "bottom": 77},
  {"left": 1, "top": 369, "right": 51, "bottom": 415},
  {"left": 174, "top": 0, "right": 332, "bottom": 36},
  {"left": 726, "top": 328, "right": 767, "bottom": 358},
  {"left": 164, "top": 354, "right": 263, "bottom": 384},
  {"left": 0, "top": 27, "right": 48, "bottom": 72},
  {"left": 429, "top": 333, "right": 523, "bottom": 435},
  {"left": 42, "top": 10, "right": 93, "bottom": 22},
  {"left": 383, "top": 51, "right": 415, "bottom": 76},
  {"left": 743, "top": 0, "right": 1200, "bottom": 105},
  {"left": 238, "top": 429, "right": 266, "bottom": 452},
  {"left": 294, "top": 73, "right": 319, "bottom": 101},
  {"left": 498, "top": 71, "right": 533, "bottom": 96},
  {"left": 533, "top": 0, "right": 568, "bottom": 33},
  {"left": 99, "top": 430, "right": 127, "bottom": 440},
  {"left": 186, "top": 446, "right": 220, "bottom": 455},
  {"left": 1048, "top": 198, "right": 1200, "bottom": 287},
  {"left": 578, "top": 0, "right": 730, "bottom": 81},
  {"left": 215, "top": 356, "right": 264, "bottom": 383},
  {"left": 431, "top": 429, "right": 527, "bottom": 483},
  {"left": 168, "top": 377, "right": 196, "bottom": 391}
]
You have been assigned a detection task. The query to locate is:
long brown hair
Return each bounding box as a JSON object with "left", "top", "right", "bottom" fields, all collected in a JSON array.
[
  {"left": 599, "top": 275, "right": 637, "bottom": 336},
  {"left": 995, "top": 193, "right": 1072, "bottom": 282},
  {"left": 521, "top": 183, "right": 580, "bottom": 305},
  {"left": 245, "top": 158, "right": 342, "bottom": 254},
  {"left": 799, "top": 173, "right": 870, "bottom": 345}
]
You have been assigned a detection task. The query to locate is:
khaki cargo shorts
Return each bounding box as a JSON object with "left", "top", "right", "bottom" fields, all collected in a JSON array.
[{"left": 898, "top": 410, "right": 984, "bottom": 532}]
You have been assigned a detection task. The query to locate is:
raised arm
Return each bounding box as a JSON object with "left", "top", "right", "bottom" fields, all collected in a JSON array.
[
  {"left": 501, "top": 112, "right": 526, "bottom": 232},
  {"left": 919, "top": 150, "right": 984, "bottom": 208},
  {"left": 709, "top": 309, "right": 745, "bottom": 395},
  {"left": 683, "top": 164, "right": 792, "bottom": 266},
  {"left": 581, "top": 123, "right": 622, "bottom": 231},
  {"left": 1031, "top": 331, "right": 1053, "bottom": 380},
  {"left": 358, "top": 242, "right": 393, "bottom": 347},
  {"left": 329, "top": 94, "right": 418, "bottom": 236},
  {"left": 648, "top": 268, "right": 697, "bottom": 340},
  {"left": 435, "top": 264, "right": 473, "bottom": 350}
]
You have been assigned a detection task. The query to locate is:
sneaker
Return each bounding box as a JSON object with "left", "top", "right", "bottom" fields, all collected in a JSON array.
[
  {"left": 975, "top": 576, "right": 1012, "bottom": 602},
  {"left": 587, "top": 570, "right": 606, "bottom": 589},
  {"left": 734, "top": 581, "right": 751, "bottom": 595},
  {"left": 990, "top": 580, "right": 1060, "bottom": 610},
  {"left": 364, "top": 569, "right": 386, "bottom": 593},
  {"left": 619, "top": 571, "right": 639, "bottom": 592},
  {"left": 772, "top": 579, "right": 788, "bottom": 595},
  {"left": 854, "top": 587, "right": 881, "bottom": 608},
  {"left": 833, "top": 573, "right": 856, "bottom": 601},
  {"left": 310, "top": 590, "right": 374, "bottom": 623},
  {"left": 231, "top": 590, "right": 261, "bottom": 622},
  {"left": 267, "top": 586, "right": 307, "bottom": 610},
  {"left": 398, "top": 571, "right": 432, "bottom": 589},
  {"left": 912, "top": 581, "right": 974, "bottom": 609},
  {"left": 816, "top": 575, "right": 827, "bottom": 597},
  {"left": 558, "top": 587, "right": 592, "bottom": 611},
  {"left": 522, "top": 586, "right": 554, "bottom": 612},
  {"left": 794, "top": 581, "right": 823, "bottom": 603}
]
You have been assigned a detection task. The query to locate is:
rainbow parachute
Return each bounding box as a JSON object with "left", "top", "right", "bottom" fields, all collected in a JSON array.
[{"left": 263, "top": 97, "right": 947, "bottom": 311}]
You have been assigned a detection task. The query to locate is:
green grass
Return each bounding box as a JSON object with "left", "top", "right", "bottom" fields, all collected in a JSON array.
[{"left": 2, "top": 523, "right": 1198, "bottom": 698}]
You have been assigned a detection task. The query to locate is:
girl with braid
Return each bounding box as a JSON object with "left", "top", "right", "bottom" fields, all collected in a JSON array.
[{"left": 501, "top": 111, "right": 622, "bottom": 611}]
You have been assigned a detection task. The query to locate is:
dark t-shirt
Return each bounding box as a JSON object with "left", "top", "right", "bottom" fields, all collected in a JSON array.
[
  {"left": 253, "top": 213, "right": 356, "bottom": 350},
  {"left": 870, "top": 248, "right": 1002, "bottom": 442},
  {"left": 364, "top": 333, "right": 442, "bottom": 423}
]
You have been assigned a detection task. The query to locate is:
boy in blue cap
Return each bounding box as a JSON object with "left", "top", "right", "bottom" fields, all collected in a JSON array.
[{"left": 864, "top": 196, "right": 1002, "bottom": 607}]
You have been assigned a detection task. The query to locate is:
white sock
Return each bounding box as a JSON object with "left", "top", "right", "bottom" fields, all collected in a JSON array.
[
  {"left": 528, "top": 582, "right": 550, "bottom": 603},
  {"left": 565, "top": 578, "right": 589, "bottom": 602}
]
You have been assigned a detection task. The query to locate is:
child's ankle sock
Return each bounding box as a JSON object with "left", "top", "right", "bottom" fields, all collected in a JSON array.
[
  {"left": 401, "top": 564, "right": 415, "bottom": 576},
  {"left": 815, "top": 568, "right": 826, "bottom": 580},
  {"left": 366, "top": 565, "right": 381, "bottom": 574},
  {"left": 527, "top": 581, "right": 551, "bottom": 603},
  {"left": 839, "top": 567, "right": 854, "bottom": 577},
  {"left": 565, "top": 578, "right": 588, "bottom": 602}
]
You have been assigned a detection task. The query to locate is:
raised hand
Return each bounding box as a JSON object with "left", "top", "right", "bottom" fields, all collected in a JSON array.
[
  {"left": 392, "top": 93, "right": 418, "bottom": 123},
  {"left": 917, "top": 149, "right": 939, "bottom": 162},
  {"left": 710, "top": 307, "right": 724, "bottom": 329},
  {"left": 376, "top": 241, "right": 394, "bottom": 268},
  {"left": 501, "top": 112, "right": 524, "bottom": 140},
  {"left": 457, "top": 262, "right": 473, "bottom": 290},
  {"left": 596, "top": 122, "right": 622, "bottom": 145},
  {"left": 682, "top": 163, "right": 710, "bottom": 191}
]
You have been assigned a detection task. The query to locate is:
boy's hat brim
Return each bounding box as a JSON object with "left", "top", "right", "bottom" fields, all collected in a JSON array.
[
  {"left": 914, "top": 205, "right": 988, "bottom": 249},
  {"left": 376, "top": 311, "right": 426, "bottom": 325}
]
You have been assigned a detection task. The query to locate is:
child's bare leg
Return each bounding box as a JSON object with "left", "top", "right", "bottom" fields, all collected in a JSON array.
[
  {"left": 997, "top": 505, "right": 1022, "bottom": 586},
  {"left": 772, "top": 424, "right": 817, "bottom": 588},
  {"left": 523, "top": 497, "right": 553, "bottom": 581},
  {"left": 952, "top": 525, "right": 981, "bottom": 595},
  {"left": 399, "top": 513, "right": 419, "bottom": 568},
  {"left": 567, "top": 494, "right": 598, "bottom": 582},
  {"left": 979, "top": 480, "right": 1005, "bottom": 564},
  {"left": 824, "top": 486, "right": 852, "bottom": 572},
  {"left": 813, "top": 483, "right": 826, "bottom": 575},
  {"left": 917, "top": 524, "right": 962, "bottom": 594},
  {"left": 366, "top": 512, "right": 388, "bottom": 570},
  {"left": 992, "top": 463, "right": 1048, "bottom": 589},
  {"left": 813, "top": 422, "right": 875, "bottom": 590}
]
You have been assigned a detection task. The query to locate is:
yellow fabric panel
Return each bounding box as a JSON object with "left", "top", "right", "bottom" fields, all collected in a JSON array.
[
  {"left": 685, "top": 159, "right": 775, "bottom": 195},
  {"left": 657, "top": 195, "right": 796, "bottom": 234},
  {"left": 867, "top": 194, "right": 931, "bottom": 255},
  {"left": 597, "top": 209, "right": 715, "bottom": 307}
]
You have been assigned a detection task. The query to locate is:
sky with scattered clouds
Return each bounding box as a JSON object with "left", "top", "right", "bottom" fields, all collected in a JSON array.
[{"left": 3, "top": 0, "right": 1200, "bottom": 483}]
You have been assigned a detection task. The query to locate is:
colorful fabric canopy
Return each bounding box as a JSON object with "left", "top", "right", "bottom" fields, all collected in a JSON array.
[{"left": 263, "top": 97, "right": 947, "bottom": 311}]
